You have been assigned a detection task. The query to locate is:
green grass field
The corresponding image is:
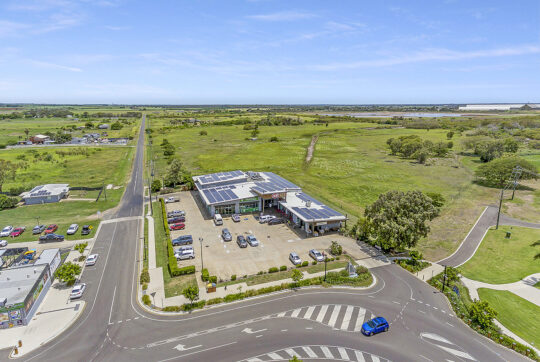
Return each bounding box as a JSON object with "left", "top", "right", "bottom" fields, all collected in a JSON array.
[
  {"left": 460, "top": 226, "right": 540, "bottom": 284},
  {"left": 148, "top": 121, "right": 502, "bottom": 260},
  {"left": 478, "top": 288, "right": 540, "bottom": 347}
]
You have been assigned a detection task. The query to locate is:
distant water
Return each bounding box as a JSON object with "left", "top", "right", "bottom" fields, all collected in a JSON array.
[{"left": 322, "top": 112, "right": 462, "bottom": 118}]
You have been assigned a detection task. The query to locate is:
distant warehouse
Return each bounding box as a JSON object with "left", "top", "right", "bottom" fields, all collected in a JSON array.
[
  {"left": 20, "top": 184, "right": 70, "bottom": 205},
  {"left": 193, "top": 171, "right": 346, "bottom": 235}
]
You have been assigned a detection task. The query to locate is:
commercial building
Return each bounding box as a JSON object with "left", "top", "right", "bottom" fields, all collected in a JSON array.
[
  {"left": 458, "top": 104, "right": 540, "bottom": 111},
  {"left": 20, "top": 184, "right": 70, "bottom": 205},
  {"left": 0, "top": 264, "right": 51, "bottom": 328},
  {"left": 193, "top": 171, "right": 346, "bottom": 235},
  {"left": 34, "top": 248, "right": 61, "bottom": 275}
]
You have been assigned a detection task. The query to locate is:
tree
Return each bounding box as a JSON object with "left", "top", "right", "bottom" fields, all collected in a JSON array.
[
  {"left": 151, "top": 179, "right": 162, "bottom": 193},
  {"left": 0, "top": 194, "right": 18, "bottom": 210},
  {"left": 269, "top": 136, "right": 279, "bottom": 142},
  {"left": 85, "top": 121, "right": 94, "bottom": 129},
  {"left": 111, "top": 121, "right": 123, "bottom": 130},
  {"left": 433, "top": 142, "right": 449, "bottom": 157},
  {"left": 475, "top": 140, "right": 504, "bottom": 162},
  {"left": 162, "top": 143, "right": 175, "bottom": 157},
  {"left": 446, "top": 131, "right": 454, "bottom": 140},
  {"left": 24, "top": 128, "right": 30, "bottom": 140},
  {"left": 0, "top": 160, "right": 17, "bottom": 192},
  {"left": 55, "top": 262, "right": 82, "bottom": 286},
  {"left": 364, "top": 190, "right": 440, "bottom": 251},
  {"left": 469, "top": 300, "right": 497, "bottom": 330},
  {"left": 426, "top": 192, "right": 445, "bottom": 208},
  {"left": 503, "top": 138, "right": 519, "bottom": 153},
  {"left": 475, "top": 157, "right": 537, "bottom": 187},
  {"left": 413, "top": 147, "right": 430, "bottom": 164},
  {"left": 291, "top": 269, "right": 303, "bottom": 285},
  {"left": 409, "top": 250, "right": 423, "bottom": 266},
  {"left": 165, "top": 159, "right": 184, "bottom": 186},
  {"left": 74, "top": 242, "right": 88, "bottom": 256},
  {"left": 182, "top": 285, "right": 199, "bottom": 305},
  {"left": 330, "top": 241, "right": 343, "bottom": 255},
  {"left": 199, "top": 130, "right": 207, "bottom": 136},
  {"left": 445, "top": 266, "right": 460, "bottom": 283}
]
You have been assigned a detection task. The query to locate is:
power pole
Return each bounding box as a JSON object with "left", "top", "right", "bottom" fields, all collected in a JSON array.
[
  {"left": 510, "top": 166, "right": 522, "bottom": 200},
  {"left": 496, "top": 188, "right": 504, "bottom": 230}
]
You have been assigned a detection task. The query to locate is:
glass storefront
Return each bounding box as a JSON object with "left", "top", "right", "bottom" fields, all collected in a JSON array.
[
  {"left": 214, "top": 204, "right": 235, "bottom": 215},
  {"left": 240, "top": 201, "right": 259, "bottom": 213}
]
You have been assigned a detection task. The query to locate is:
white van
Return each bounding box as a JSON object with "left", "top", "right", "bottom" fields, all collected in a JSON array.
[{"left": 214, "top": 213, "right": 223, "bottom": 225}]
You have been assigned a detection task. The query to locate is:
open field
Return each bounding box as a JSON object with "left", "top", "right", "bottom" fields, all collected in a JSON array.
[
  {"left": 478, "top": 288, "right": 540, "bottom": 348},
  {"left": 149, "top": 120, "right": 508, "bottom": 260},
  {"left": 460, "top": 226, "right": 540, "bottom": 284}
]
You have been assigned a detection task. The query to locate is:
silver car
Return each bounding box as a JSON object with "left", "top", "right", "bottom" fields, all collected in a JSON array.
[
  {"left": 67, "top": 224, "right": 79, "bottom": 235},
  {"left": 222, "top": 228, "right": 232, "bottom": 242},
  {"left": 0, "top": 226, "right": 13, "bottom": 238},
  {"left": 309, "top": 249, "right": 324, "bottom": 262},
  {"left": 175, "top": 247, "right": 194, "bottom": 260},
  {"left": 246, "top": 235, "right": 259, "bottom": 247},
  {"left": 289, "top": 252, "right": 301, "bottom": 265},
  {"left": 70, "top": 283, "right": 86, "bottom": 299}
]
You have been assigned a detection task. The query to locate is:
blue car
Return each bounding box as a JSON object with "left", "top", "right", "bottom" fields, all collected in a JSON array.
[{"left": 361, "top": 317, "right": 389, "bottom": 336}]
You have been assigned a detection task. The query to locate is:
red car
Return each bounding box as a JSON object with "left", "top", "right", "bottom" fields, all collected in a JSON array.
[
  {"left": 169, "top": 223, "right": 185, "bottom": 231},
  {"left": 10, "top": 227, "right": 25, "bottom": 237},
  {"left": 44, "top": 224, "right": 58, "bottom": 234}
]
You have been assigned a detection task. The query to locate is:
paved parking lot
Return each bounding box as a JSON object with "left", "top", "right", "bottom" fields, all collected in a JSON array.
[{"left": 166, "top": 191, "right": 369, "bottom": 280}]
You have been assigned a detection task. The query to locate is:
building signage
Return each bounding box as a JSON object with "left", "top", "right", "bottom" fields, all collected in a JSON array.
[
  {"left": 316, "top": 222, "right": 327, "bottom": 226},
  {"left": 262, "top": 192, "right": 286, "bottom": 200},
  {"left": 0, "top": 303, "right": 25, "bottom": 313}
]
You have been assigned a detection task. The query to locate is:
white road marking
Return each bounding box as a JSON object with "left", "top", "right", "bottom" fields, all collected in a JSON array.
[
  {"left": 421, "top": 332, "right": 453, "bottom": 344},
  {"left": 392, "top": 301, "right": 400, "bottom": 305},
  {"left": 316, "top": 305, "right": 329, "bottom": 323},
  {"left": 246, "top": 358, "right": 262, "bottom": 362},
  {"left": 338, "top": 347, "right": 350, "bottom": 360},
  {"left": 372, "top": 355, "right": 380, "bottom": 362},
  {"left": 158, "top": 342, "right": 237, "bottom": 362},
  {"left": 267, "top": 352, "right": 282, "bottom": 360},
  {"left": 285, "top": 348, "right": 300, "bottom": 358},
  {"left": 173, "top": 344, "right": 202, "bottom": 351},
  {"left": 290, "top": 308, "right": 301, "bottom": 318},
  {"left": 328, "top": 305, "right": 341, "bottom": 328},
  {"left": 255, "top": 335, "right": 263, "bottom": 338},
  {"left": 304, "top": 306, "right": 315, "bottom": 319},
  {"left": 437, "top": 345, "right": 476, "bottom": 361},
  {"left": 354, "top": 308, "right": 366, "bottom": 332},
  {"left": 355, "top": 350, "right": 366, "bottom": 362},
  {"left": 446, "top": 322, "right": 454, "bottom": 327},
  {"left": 277, "top": 312, "right": 286, "bottom": 317},
  {"left": 418, "top": 310, "right": 426, "bottom": 314},
  {"left": 108, "top": 286, "right": 117, "bottom": 325},
  {"left": 305, "top": 327, "right": 313, "bottom": 330},
  {"left": 340, "top": 305, "right": 354, "bottom": 330},
  {"left": 321, "top": 346, "right": 334, "bottom": 359},
  {"left": 281, "top": 329, "right": 287, "bottom": 332},
  {"left": 302, "top": 346, "right": 318, "bottom": 358}
]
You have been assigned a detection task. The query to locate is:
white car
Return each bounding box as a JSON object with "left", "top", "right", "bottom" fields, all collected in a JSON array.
[
  {"left": 66, "top": 224, "right": 79, "bottom": 235},
  {"left": 85, "top": 254, "right": 98, "bottom": 266},
  {"left": 164, "top": 197, "right": 179, "bottom": 203},
  {"left": 70, "top": 283, "right": 86, "bottom": 299},
  {"left": 259, "top": 215, "right": 275, "bottom": 223},
  {"left": 174, "top": 247, "right": 194, "bottom": 260},
  {"left": 309, "top": 249, "right": 325, "bottom": 262},
  {"left": 289, "top": 252, "right": 302, "bottom": 265},
  {"left": 0, "top": 226, "right": 13, "bottom": 237},
  {"left": 0, "top": 240, "right": 7, "bottom": 247},
  {"left": 246, "top": 235, "right": 259, "bottom": 247}
]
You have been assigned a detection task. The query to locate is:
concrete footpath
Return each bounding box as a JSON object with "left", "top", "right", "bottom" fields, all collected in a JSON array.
[
  {"left": 461, "top": 273, "right": 540, "bottom": 307},
  {"left": 0, "top": 249, "right": 87, "bottom": 357}
]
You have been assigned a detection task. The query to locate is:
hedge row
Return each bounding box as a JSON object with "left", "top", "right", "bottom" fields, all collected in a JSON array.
[{"left": 161, "top": 198, "right": 195, "bottom": 277}]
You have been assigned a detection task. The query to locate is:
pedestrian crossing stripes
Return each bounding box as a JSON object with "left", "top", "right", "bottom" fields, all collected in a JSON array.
[
  {"left": 242, "top": 345, "right": 390, "bottom": 362},
  {"left": 270, "top": 304, "right": 374, "bottom": 333},
  {"left": 420, "top": 332, "right": 477, "bottom": 361}
]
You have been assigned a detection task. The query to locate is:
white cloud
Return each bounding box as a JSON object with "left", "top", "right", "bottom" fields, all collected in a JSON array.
[
  {"left": 0, "top": 20, "right": 31, "bottom": 37},
  {"left": 247, "top": 10, "right": 315, "bottom": 21},
  {"left": 26, "top": 59, "right": 82, "bottom": 72},
  {"left": 104, "top": 25, "right": 130, "bottom": 31},
  {"left": 309, "top": 45, "right": 540, "bottom": 71}
]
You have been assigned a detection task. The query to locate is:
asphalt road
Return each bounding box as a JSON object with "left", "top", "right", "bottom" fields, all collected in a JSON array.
[{"left": 12, "top": 116, "right": 528, "bottom": 362}]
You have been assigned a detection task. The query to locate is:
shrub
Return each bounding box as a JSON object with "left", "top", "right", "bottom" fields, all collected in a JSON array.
[
  {"left": 269, "top": 136, "right": 279, "bottom": 142},
  {"left": 151, "top": 180, "right": 161, "bottom": 193},
  {"left": 268, "top": 267, "right": 279, "bottom": 273},
  {"left": 0, "top": 194, "right": 18, "bottom": 210},
  {"left": 206, "top": 298, "right": 224, "bottom": 305},
  {"left": 162, "top": 305, "right": 181, "bottom": 312},
  {"left": 209, "top": 275, "right": 217, "bottom": 283},
  {"left": 199, "top": 130, "right": 208, "bottom": 136},
  {"left": 142, "top": 283, "right": 148, "bottom": 291},
  {"left": 301, "top": 261, "right": 309, "bottom": 267},
  {"left": 140, "top": 268, "right": 150, "bottom": 284},
  {"left": 257, "top": 271, "right": 264, "bottom": 275},
  {"left": 280, "top": 265, "right": 287, "bottom": 271},
  {"left": 231, "top": 274, "right": 236, "bottom": 281},
  {"left": 201, "top": 268, "right": 210, "bottom": 281},
  {"left": 330, "top": 241, "right": 343, "bottom": 255},
  {"left": 171, "top": 265, "right": 195, "bottom": 277},
  {"left": 312, "top": 261, "right": 317, "bottom": 265},
  {"left": 142, "top": 295, "right": 151, "bottom": 306},
  {"left": 182, "top": 300, "right": 206, "bottom": 311}
]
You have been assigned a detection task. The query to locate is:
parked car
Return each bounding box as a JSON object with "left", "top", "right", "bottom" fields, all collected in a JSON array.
[
  {"left": 0, "top": 226, "right": 13, "bottom": 237},
  {"left": 39, "top": 233, "right": 64, "bottom": 243},
  {"left": 44, "top": 224, "right": 58, "bottom": 234},
  {"left": 169, "top": 223, "right": 185, "bottom": 231},
  {"left": 236, "top": 235, "right": 248, "bottom": 248},
  {"left": 85, "top": 254, "right": 99, "bottom": 266},
  {"left": 0, "top": 240, "right": 7, "bottom": 247},
  {"left": 214, "top": 213, "right": 223, "bottom": 225},
  {"left": 67, "top": 224, "right": 79, "bottom": 235},
  {"left": 70, "top": 283, "right": 87, "bottom": 299},
  {"left": 164, "top": 196, "right": 179, "bottom": 203},
  {"left": 175, "top": 247, "right": 194, "bottom": 260},
  {"left": 167, "top": 216, "right": 185, "bottom": 224},
  {"left": 81, "top": 225, "right": 92, "bottom": 235},
  {"left": 258, "top": 215, "right": 272, "bottom": 223},
  {"left": 232, "top": 214, "right": 241, "bottom": 222},
  {"left": 221, "top": 228, "right": 232, "bottom": 242},
  {"left": 289, "top": 252, "right": 302, "bottom": 265},
  {"left": 10, "top": 227, "right": 26, "bottom": 237},
  {"left": 309, "top": 249, "right": 324, "bottom": 262},
  {"left": 172, "top": 235, "right": 193, "bottom": 246},
  {"left": 361, "top": 317, "right": 389, "bottom": 336},
  {"left": 167, "top": 210, "right": 185, "bottom": 218},
  {"left": 32, "top": 225, "right": 46, "bottom": 234},
  {"left": 268, "top": 218, "right": 286, "bottom": 225},
  {"left": 246, "top": 235, "right": 259, "bottom": 247}
]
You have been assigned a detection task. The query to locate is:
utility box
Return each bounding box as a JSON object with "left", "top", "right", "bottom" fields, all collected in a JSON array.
[{"left": 505, "top": 231, "right": 511, "bottom": 239}]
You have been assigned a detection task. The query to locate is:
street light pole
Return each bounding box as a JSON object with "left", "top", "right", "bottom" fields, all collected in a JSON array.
[
  {"left": 199, "top": 237, "right": 204, "bottom": 271},
  {"left": 324, "top": 252, "right": 327, "bottom": 282},
  {"left": 442, "top": 265, "right": 447, "bottom": 293}
]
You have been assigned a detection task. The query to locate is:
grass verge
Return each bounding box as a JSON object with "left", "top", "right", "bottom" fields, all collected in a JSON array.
[{"left": 478, "top": 288, "right": 540, "bottom": 348}]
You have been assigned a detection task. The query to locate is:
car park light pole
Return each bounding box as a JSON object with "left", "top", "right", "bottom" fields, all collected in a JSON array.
[
  {"left": 323, "top": 252, "right": 327, "bottom": 282},
  {"left": 199, "top": 237, "right": 204, "bottom": 271}
]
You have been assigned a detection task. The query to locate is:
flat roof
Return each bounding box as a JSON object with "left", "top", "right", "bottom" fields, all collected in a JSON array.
[
  {"left": 0, "top": 264, "right": 47, "bottom": 305},
  {"left": 193, "top": 171, "right": 246, "bottom": 187},
  {"left": 279, "top": 192, "right": 346, "bottom": 223},
  {"left": 34, "top": 249, "right": 60, "bottom": 267},
  {"left": 20, "top": 184, "right": 69, "bottom": 198}
]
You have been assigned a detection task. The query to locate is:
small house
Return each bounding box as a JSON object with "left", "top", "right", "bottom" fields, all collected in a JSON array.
[{"left": 20, "top": 184, "right": 70, "bottom": 205}]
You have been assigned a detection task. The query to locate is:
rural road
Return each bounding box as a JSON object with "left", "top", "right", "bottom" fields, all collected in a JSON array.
[{"left": 9, "top": 115, "right": 528, "bottom": 362}]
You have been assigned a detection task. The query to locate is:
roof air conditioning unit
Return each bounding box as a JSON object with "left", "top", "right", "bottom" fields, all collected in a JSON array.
[{"left": 306, "top": 201, "right": 311, "bottom": 207}]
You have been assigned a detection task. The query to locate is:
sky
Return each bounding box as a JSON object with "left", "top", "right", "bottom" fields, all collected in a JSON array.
[{"left": 0, "top": 0, "right": 539, "bottom": 104}]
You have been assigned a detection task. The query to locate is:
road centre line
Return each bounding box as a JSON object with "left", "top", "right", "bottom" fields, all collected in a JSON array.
[
  {"left": 108, "top": 286, "right": 117, "bottom": 325},
  {"left": 157, "top": 341, "right": 237, "bottom": 362}
]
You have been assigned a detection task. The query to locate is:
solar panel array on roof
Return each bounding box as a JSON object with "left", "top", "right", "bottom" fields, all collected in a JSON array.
[
  {"left": 197, "top": 170, "right": 245, "bottom": 185},
  {"left": 252, "top": 172, "right": 301, "bottom": 194},
  {"left": 291, "top": 204, "right": 344, "bottom": 221},
  {"left": 202, "top": 185, "right": 241, "bottom": 204},
  {"left": 296, "top": 192, "right": 321, "bottom": 205}
]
